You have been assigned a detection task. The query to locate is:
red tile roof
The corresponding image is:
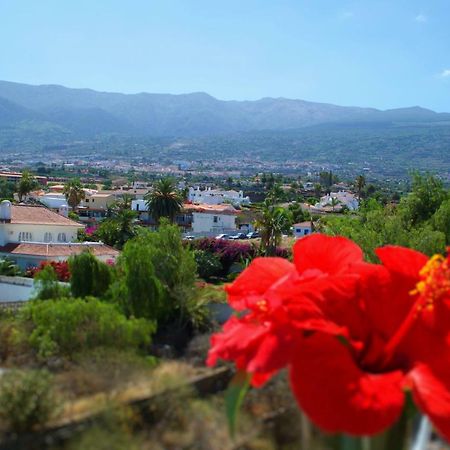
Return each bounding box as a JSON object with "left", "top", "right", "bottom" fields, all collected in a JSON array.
[
  {"left": 0, "top": 242, "right": 119, "bottom": 257},
  {"left": 183, "top": 203, "right": 239, "bottom": 215},
  {"left": 9, "top": 205, "right": 83, "bottom": 227}
]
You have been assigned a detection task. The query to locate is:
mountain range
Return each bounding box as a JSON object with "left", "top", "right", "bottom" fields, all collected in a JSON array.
[{"left": 0, "top": 80, "right": 449, "bottom": 138}]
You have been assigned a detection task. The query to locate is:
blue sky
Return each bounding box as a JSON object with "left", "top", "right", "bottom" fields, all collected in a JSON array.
[{"left": 1, "top": 0, "right": 450, "bottom": 111}]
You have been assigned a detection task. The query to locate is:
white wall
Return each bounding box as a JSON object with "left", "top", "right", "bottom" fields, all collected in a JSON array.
[
  {"left": 131, "top": 199, "right": 148, "bottom": 211},
  {"left": 294, "top": 226, "right": 312, "bottom": 238},
  {"left": 192, "top": 212, "right": 237, "bottom": 233},
  {"left": 0, "top": 223, "right": 80, "bottom": 246}
]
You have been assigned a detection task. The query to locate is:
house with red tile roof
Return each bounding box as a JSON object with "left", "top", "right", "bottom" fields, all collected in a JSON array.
[
  {"left": 0, "top": 201, "right": 118, "bottom": 269},
  {"left": 183, "top": 203, "right": 239, "bottom": 235}
]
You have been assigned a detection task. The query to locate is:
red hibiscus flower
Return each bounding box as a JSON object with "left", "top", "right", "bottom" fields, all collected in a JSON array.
[{"left": 207, "top": 235, "right": 450, "bottom": 439}]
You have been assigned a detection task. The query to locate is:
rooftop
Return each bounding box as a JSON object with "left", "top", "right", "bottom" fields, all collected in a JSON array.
[
  {"left": 5, "top": 205, "right": 83, "bottom": 227},
  {"left": 0, "top": 242, "right": 119, "bottom": 257},
  {"left": 183, "top": 203, "right": 239, "bottom": 215}
]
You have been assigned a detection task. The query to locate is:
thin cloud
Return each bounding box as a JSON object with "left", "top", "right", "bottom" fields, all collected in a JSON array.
[
  {"left": 440, "top": 69, "right": 450, "bottom": 78},
  {"left": 415, "top": 14, "right": 428, "bottom": 23}
]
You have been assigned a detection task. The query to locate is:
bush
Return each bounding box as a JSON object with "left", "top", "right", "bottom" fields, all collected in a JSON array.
[
  {"left": 0, "top": 258, "right": 21, "bottom": 277},
  {"left": 0, "top": 369, "right": 59, "bottom": 433},
  {"left": 69, "top": 251, "right": 113, "bottom": 298},
  {"left": 112, "top": 239, "right": 165, "bottom": 321},
  {"left": 193, "top": 250, "right": 222, "bottom": 280},
  {"left": 20, "top": 298, "right": 155, "bottom": 358},
  {"left": 28, "top": 261, "right": 70, "bottom": 282},
  {"left": 190, "top": 238, "right": 255, "bottom": 275},
  {"left": 113, "top": 222, "right": 200, "bottom": 327},
  {"left": 189, "top": 238, "right": 290, "bottom": 275},
  {"left": 33, "top": 265, "right": 71, "bottom": 300}
]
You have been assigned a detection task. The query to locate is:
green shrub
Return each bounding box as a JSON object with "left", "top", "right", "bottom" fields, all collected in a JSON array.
[
  {"left": 69, "top": 251, "right": 113, "bottom": 298},
  {"left": 113, "top": 222, "right": 201, "bottom": 327},
  {"left": 0, "top": 258, "right": 21, "bottom": 276},
  {"left": 111, "top": 239, "right": 165, "bottom": 321},
  {"left": 0, "top": 369, "right": 59, "bottom": 432},
  {"left": 20, "top": 298, "right": 155, "bottom": 358},
  {"left": 33, "top": 265, "right": 70, "bottom": 300},
  {"left": 193, "top": 250, "right": 222, "bottom": 280}
]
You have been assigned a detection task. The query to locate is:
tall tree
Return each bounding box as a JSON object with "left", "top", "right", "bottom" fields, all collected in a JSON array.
[
  {"left": 17, "top": 170, "right": 38, "bottom": 202},
  {"left": 63, "top": 179, "right": 85, "bottom": 211},
  {"left": 145, "top": 178, "right": 183, "bottom": 224},
  {"left": 355, "top": 175, "right": 366, "bottom": 201}
]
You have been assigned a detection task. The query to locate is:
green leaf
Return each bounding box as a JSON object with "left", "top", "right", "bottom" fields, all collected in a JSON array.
[{"left": 225, "top": 371, "right": 251, "bottom": 438}]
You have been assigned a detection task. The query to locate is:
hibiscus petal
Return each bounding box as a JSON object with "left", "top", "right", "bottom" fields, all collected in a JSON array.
[
  {"left": 226, "top": 257, "right": 294, "bottom": 310},
  {"left": 247, "top": 329, "right": 295, "bottom": 374},
  {"left": 206, "top": 316, "right": 267, "bottom": 367},
  {"left": 410, "top": 362, "right": 450, "bottom": 442},
  {"left": 289, "top": 333, "right": 405, "bottom": 435},
  {"left": 293, "top": 234, "right": 364, "bottom": 275},
  {"left": 353, "top": 261, "right": 411, "bottom": 341},
  {"left": 375, "top": 246, "right": 427, "bottom": 280}
]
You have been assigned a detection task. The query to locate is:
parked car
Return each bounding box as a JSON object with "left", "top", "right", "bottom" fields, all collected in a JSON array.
[
  {"left": 229, "top": 233, "right": 248, "bottom": 240},
  {"left": 183, "top": 235, "right": 195, "bottom": 241},
  {"left": 215, "top": 234, "right": 229, "bottom": 240},
  {"left": 247, "top": 231, "right": 260, "bottom": 239}
]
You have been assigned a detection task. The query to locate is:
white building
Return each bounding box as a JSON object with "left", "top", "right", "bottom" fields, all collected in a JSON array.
[
  {"left": 131, "top": 199, "right": 147, "bottom": 213},
  {"left": 27, "top": 191, "right": 68, "bottom": 210},
  {"left": 188, "top": 187, "right": 250, "bottom": 206},
  {"left": 316, "top": 191, "right": 359, "bottom": 211},
  {"left": 0, "top": 201, "right": 118, "bottom": 269},
  {"left": 293, "top": 222, "right": 313, "bottom": 239},
  {"left": 184, "top": 204, "right": 239, "bottom": 235}
]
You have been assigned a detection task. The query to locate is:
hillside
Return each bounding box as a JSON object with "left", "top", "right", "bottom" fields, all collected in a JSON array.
[{"left": 0, "top": 80, "right": 449, "bottom": 138}]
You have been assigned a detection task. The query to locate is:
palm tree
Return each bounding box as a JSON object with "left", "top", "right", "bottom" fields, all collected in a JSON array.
[
  {"left": 355, "top": 175, "right": 366, "bottom": 201},
  {"left": 330, "top": 197, "right": 341, "bottom": 212},
  {"left": 257, "top": 201, "right": 293, "bottom": 256},
  {"left": 17, "top": 170, "right": 38, "bottom": 202},
  {"left": 266, "top": 184, "right": 285, "bottom": 205},
  {"left": 63, "top": 179, "right": 85, "bottom": 211},
  {"left": 145, "top": 178, "right": 183, "bottom": 224},
  {"left": 115, "top": 209, "right": 138, "bottom": 248}
]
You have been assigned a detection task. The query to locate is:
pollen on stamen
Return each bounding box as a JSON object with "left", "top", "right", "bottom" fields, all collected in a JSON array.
[
  {"left": 256, "top": 300, "right": 268, "bottom": 312},
  {"left": 410, "top": 252, "right": 450, "bottom": 314}
]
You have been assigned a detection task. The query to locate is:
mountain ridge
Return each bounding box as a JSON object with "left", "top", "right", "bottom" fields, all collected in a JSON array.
[{"left": 0, "top": 80, "right": 449, "bottom": 138}]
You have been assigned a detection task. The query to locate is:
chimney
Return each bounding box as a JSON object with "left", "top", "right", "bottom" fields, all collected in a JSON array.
[
  {"left": 58, "top": 204, "right": 69, "bottom": 218},
  {"left": 0, "top": 200, "right": 11, "bottom": 221}
]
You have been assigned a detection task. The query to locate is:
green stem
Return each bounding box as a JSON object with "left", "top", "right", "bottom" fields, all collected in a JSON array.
[{"left": 327, "top": 411, "right": 413, "bottom": 450}]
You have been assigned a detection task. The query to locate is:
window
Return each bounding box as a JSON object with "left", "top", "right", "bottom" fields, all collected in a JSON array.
[
  {"left": 136, "top": 204, "right": 140, "bottom": 211},
  {"left": 304, "top": 229, "right": 310, "bottom": 235},
  {"left": 57, "top": 233, "right": 67, "bottom": 243},
  {"left": 213, "top": 216, "right": 218, "bottom": 223},
  {"left": 19, "top": 232, "right": 32, "bottom": 241},
  {"left": 85, "top": 198, "right": 89, "bottom": 203},
  {"left": 44, "top": 232, "right": 53, "bottom": 242}
]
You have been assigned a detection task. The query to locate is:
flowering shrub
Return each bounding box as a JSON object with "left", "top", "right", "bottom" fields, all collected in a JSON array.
[
  {"left": 208, "top": 234, "right": 450, "bottom": 441},
  {"left": 190, "top": 238, "right": 290, "bottom": 275},
  {"left": 27, "top": 261, "right": 70, "bottom": 282},
  {"left": 85, "top": 225, "right": 98, "bottom": 236}
]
